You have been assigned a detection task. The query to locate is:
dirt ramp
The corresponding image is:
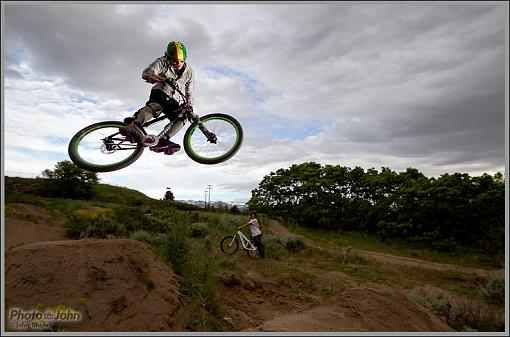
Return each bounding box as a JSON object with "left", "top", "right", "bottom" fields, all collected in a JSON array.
[
  {"left": 248, "top": 287, "right": 453, "bottom": 332},
  {"left": 5, "top": 239, "right": 182, "bottom": 332},
  {"left": 5, "top": 203, "right": 66, "bottom": 249}
]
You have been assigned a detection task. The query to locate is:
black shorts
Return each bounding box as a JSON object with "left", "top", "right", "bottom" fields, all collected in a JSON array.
[{"left": 146, "top": 89, "right": 182, "bottom": 121}]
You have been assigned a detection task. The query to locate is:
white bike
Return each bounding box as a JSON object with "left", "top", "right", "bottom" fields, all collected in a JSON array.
[{"left": 220, "top": 229, "right": 260, "bottom": 260}]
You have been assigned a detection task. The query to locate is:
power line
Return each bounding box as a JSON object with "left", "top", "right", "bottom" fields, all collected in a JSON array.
[{"left": 206, "top": 184, "right": 213, "bottom": 209}]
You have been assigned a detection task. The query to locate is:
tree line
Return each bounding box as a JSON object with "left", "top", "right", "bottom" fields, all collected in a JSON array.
[{"left": 247, "top": 162, "right": 505, "bottom": 257}]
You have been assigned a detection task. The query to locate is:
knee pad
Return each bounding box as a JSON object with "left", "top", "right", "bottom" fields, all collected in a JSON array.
[
  {"left": 147, "top": 102, "right": 162, "bottom": 115},
  {"left": 135, "top": 102, "right": 162, "bottom": 117},
  {"left": 134, "top": 102, "right": 163, "bottom": 123}
]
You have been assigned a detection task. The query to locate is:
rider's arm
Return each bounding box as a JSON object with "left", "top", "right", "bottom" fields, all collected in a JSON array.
[
  {"left": 142, "top": 57, "right": 167, "bottom": 83},
  {"left": 184, "top": 67, "right": 195, "bottom": 106},
  {"left": 238, "top": 222, "right": 249, "bottom": 229}
]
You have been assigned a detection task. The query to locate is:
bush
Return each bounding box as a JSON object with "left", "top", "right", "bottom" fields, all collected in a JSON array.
[
  {"left": 88, "top": 214, "right": 124, "bottom": 238},
  {"left": 141, "top": 216, "right": 168, "bottom": 233},
  {"left": 208, "top": 214, "right": 221, "bottom": 229},
  {"left": 189, "top": 223, "right": 209, "bottom": 237},
  {"left": 163, "top": 234, "right": 189, "bottom": 275},
  {"left": 262, "top": 234, "right": 286, "bottom": 260},
  {"left": 130, "top": 230, "right": 153, "bottom": 244},
  {"left": 65, "top": 208, "right": 123, "bottom": 239},
  {"left": 65, "top": 208, "right": 100, "bottom": 238},
  {"left": 285, "top": 235, "right": 307, "bottom": 253},
  {"left": 486, "top": 278, "right": 504, "bottom": 305},
  {"left": 163, "top": 212, "right": 191, "bottom": 275},
  {"left": 426, "top": 295, "right": 504, "bottom": 332},
  {"left": 42, "top": 160, "right": 99, "bottom": 199}
]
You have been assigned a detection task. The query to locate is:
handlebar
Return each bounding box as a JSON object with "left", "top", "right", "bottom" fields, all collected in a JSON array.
[
  {"left": 163, "top": 77, "right": 216, "bottom": 143},
  {"left": 164, "top": 78, "right": 200, "bottom": 123}
]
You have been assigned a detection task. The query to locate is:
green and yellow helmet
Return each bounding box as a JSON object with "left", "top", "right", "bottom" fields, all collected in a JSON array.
[{"left": 166, "top": 41, "right": 187, "bottom": 62}]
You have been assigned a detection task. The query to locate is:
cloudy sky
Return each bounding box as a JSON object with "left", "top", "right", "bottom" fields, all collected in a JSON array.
[{"left": 2, "top": 2, "right": 508, "bottom": 203}]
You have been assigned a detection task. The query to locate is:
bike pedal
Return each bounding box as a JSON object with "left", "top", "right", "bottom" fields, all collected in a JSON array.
[{"left": 143, "top": 134, "right": 159, "bottom": 147}]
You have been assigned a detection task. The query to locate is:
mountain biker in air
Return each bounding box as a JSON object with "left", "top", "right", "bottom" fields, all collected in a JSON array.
[{"left": 120, "top": 41, "right": 194, "bottom": 154}]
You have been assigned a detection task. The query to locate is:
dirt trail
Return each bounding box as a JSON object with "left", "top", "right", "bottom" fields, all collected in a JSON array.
[{"left": 265, "top": 219, "right": 504, "bottom": 278}]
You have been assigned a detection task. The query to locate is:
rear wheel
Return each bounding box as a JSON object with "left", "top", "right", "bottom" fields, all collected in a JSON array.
[
  {"left": 220, "top": 236, "right": 239, "bottom": 255},
  {"left": 68, "top": 121, "right": 144, "bottom": 172},
  {"left": 184, "top": 113, "right": 243, "bottom": 165}
]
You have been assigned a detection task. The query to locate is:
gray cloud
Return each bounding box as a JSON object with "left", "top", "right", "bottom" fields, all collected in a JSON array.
[{"left": 3, "top": 3, "right": 507, "bottom": 199}]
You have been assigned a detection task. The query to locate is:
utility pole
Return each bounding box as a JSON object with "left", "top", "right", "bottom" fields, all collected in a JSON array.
[
  {"left": 204, "top": 190, "right": 208, "bottom": 209},
  {"left": 206, "top": 184, "right": 213, "bottom": 209}
]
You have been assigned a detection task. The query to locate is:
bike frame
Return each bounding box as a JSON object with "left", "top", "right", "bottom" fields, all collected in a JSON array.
[
  {"left": 232, "top": 230, "right": 257, "bottom": 251},
  {"left": 104, "top": 77, "right": 216, "bottom": 149},
  {"left": 136, "top": 79, "right": 217, "bottom": 141}
]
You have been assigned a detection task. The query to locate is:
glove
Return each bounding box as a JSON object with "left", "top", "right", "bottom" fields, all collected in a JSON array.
[{"left": 180, "top": 103, "right": 193, "bottom": 112}]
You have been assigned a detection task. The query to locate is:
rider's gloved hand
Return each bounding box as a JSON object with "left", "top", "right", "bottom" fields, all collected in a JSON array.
[{"left": 180, "top": 103, "right": 193, "bottom": 112}]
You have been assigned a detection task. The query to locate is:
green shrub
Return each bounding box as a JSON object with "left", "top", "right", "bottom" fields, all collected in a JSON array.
[
  {"left": 163, "top": 223, "right": 190, "bottom": 275},
  {"left": 85, "top": 214, "right": 124, "bottom": 238},
  {"left": 425, "top": 295, "right": 504, "bottom": 332},
  {"left": 141, "top": 216, "right": 168, "bottom": 233},
  {"left": 65, "top": 208, "right": 124, "bottom": 239},
  {"left": 262, "top": 234, "right": 286, "bottom": 260},
  {"left": 65, "top": 208, "right": 100, "bottom": 238},
  {"left": 285, "top": 235, "right": 307, "bottom": 253},
  {"left": 189, "top": 223, "right": 209, "bottom": 237},
  {"left": 113, "top": 206, "right": 142, "bottom": 232},
  {"left": 486, "top": 278, "right": 504, "bottom": 304},
  {"left": 151, "top": 233, "right": 168, "bottom": 246},
  {"left": 163, "top": 235, "right": 189, "bottom": 275},
  {"left": 219, "top": 256, "right": 239, "bottom": 269},
  {"left": 208, "top": 214, "right": 221, "bottom": 229},
  {"left": 130, "top": 230, "right": 153, "bottom": 244}
]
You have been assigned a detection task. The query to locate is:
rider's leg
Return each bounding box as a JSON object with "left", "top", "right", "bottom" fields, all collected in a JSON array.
[
  {"left": 158, "top": 118, "right": 185, "bottom": 140},
  {"left": 252, "top": 234, "right": 265, "bottom": 258},
  {"left": 121, "top": 91, "right": 164, "bottom": 142},
  {"left": 153, "top": 97, "right": 185, "bottom": 149},
  {"left": 132, "top": 102, "right": 162, "bottom": 125},
  {"left": 120, "top": 102, "right": 161, "bottom": 143}
]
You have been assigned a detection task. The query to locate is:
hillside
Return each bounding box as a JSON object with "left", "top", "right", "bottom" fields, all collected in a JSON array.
[
  {"left": 5, "top": 176, "right": 199, "bottom": 210},
  {"left": 3, "top": 178, "right": 506, "bottom": 332}
]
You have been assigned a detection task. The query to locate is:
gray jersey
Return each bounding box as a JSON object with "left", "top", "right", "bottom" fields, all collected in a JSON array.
[{"left": 142, "top": 56, "right": 195, "bottom": 105}]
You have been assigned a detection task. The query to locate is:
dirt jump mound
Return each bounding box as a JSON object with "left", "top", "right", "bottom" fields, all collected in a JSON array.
[
  {"left": 5, "top": 239, "right": 181, "bottom": 332},
  {"left": 248, "top": 287, "right": 454, "bottom": 332}
]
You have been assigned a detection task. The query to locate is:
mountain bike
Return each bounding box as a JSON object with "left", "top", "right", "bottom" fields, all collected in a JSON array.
[
  {"left": 68, "top": 78, "right": 243, "bottom": 172},
  {"left": 220, "top": 229, "right": 260, "bottom": 260}
]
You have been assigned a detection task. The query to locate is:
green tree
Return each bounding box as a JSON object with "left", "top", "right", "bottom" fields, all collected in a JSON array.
[
  {"left": 248, "top": 162, "right": 505, "bottom": 258},
  {"left": 42, "top": 160, "right": 99, "bottom": 199},
  {"left": 163, "top": 188, "right": 175, "bottom": 201}
]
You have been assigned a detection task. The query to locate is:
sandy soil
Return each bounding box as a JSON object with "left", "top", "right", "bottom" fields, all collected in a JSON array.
[
  {"left": 5, "top": 239, "right": 183, "bottom": 332},
  {"left": 5, "top": 203, "right": 66, "bottom": 250},
  {"left": 246, "top": 287, "right": 453, "bottom": 332}
]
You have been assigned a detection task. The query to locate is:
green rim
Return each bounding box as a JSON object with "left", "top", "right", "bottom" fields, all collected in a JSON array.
[
  {"left": 72, "top": 123, "right": 141, "bottom": 168},
  {"left": 186, "top": 116, "right": 241, "bottom": 162}
]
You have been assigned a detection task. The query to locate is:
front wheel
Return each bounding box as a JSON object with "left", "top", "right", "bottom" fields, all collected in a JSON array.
[
  {"left": 220, "top": 236, "right": 239, "bottom": 255},
  {"left": 184, "top": 113, "right": 243, "bottom": 165},
  {"left": 68, "top": 121, "right": 144, "bottom": 172}
]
